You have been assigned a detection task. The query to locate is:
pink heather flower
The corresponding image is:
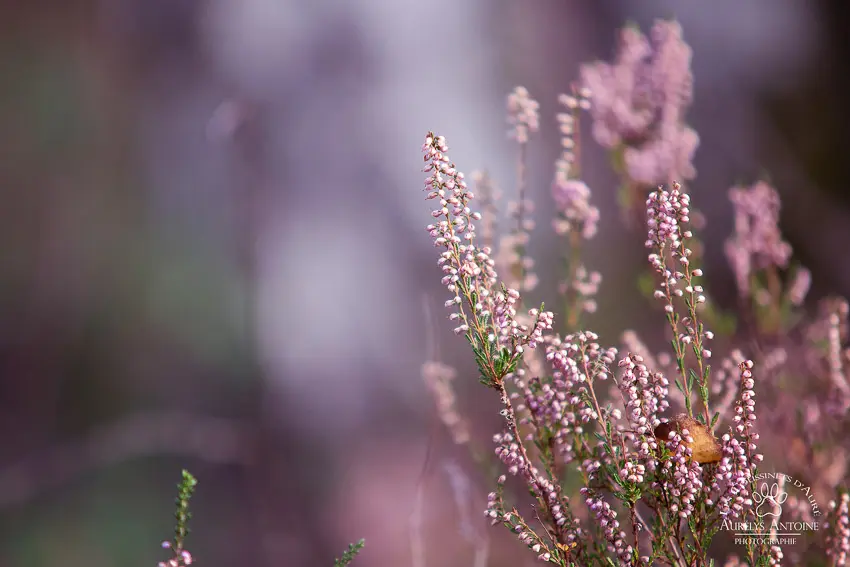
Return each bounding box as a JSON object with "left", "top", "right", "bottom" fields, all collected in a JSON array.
[
  {"left": 580, "top": 26, "right": 655, "bottom": 148},
  {"left": 581, "top": 488, "right": 634, "bottom": 566},
  {"left": 513, "top": 356, "right": 593, "bottom": 464},
  {"left": 768, "top": 545, "right": 783, "bottom": 565},
  {"left": 620, "top": 332, "right": 661, "bottom": 376},
  {"left": 158, "top": 543, "right": 193, "bottom": 567},
  {"left": 660, "top": 429, "right": 703, "bottom": 518},
  {"left": 494, "top": 431, "right": 525, "bottom": 476},
  {"left": 725, "top": 181, "right": 792, "bottom": 297},
  {"left": 826, "top": 492, "right": 850, "bottom": 565},
  {"left": 617, "top": 354, "right": 669, "bottom": 439},
  {"left": 733, "top": 361, "right": 757, "bottom": 436},
  {"left": 514, "top": 375, "right": 574, "bottom": 462},
  {"left": 646, "top": 20, "right": 694, "bottom": 113},
  {"left": 712, "top": 360, "right": 761, "bottom": 520},
  {"left": 618, "top": 331, "right": 685, "bottom": 410},
  {"left": 551, "top": 178, "right": 599, "bottom": 239},
  {"left": 646, "top": 183, "right": 712, "bottom": 354},
  {"left": 581, "top": 20, "right": 698, "bottom": 186},
  {"left": 507, "top": 86, "right": 540, "bottom": 144},
  {"left": 422, "top": 133, "right": 552, "bottom": 356},
  {"left": 422, "top": 134, "right": 494, "bottom": 309},
  {"left": 646, "top": 183, "right": 690, "bottom": 252},
  {"left": 714, "top": 433, "right": 751, "bottom": 519},
  {"left": 485, "top": 486, "right": 567, "bottom": 559},
  {"left": 554, "top": 91, "right": 590, "bottom": 181},
  {"left": 489, "top": 430, "right": 584, "bottom": 553},
  {"left": 620, "top": 459, "right": 646, "bottom": 484},
  {"left": 546, "top": 332, "right": 618, "bottom": 424},
  {"left": 421, "top": 362, "right": 470, "bottom": 445},
  {"left": 623, "top": 123, "right": 698, "bottom": 186}
]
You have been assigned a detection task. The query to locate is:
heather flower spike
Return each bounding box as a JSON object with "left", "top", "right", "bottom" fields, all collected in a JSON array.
[
  {"left": 646, "top": 181, "right": 713, "bottom": 422},
  {"left": 421, "top": 361, "right": 470, "bottom": 444},
  {"left": 422, "top": 132, "right": 553, "bottom": 387},
  {"left": 552, "top": 86, "right": 601, "bottom": 332},
  {"left": 499, "top": 87, "right": 540, "bottom": 295}
]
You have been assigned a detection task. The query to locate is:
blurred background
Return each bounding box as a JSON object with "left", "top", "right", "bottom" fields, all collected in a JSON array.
[{"left": 2, "top": 0, "right": 850, "bottom": 565}]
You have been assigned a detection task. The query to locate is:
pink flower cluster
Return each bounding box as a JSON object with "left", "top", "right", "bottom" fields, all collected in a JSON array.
[
  {"left": 513, "top": 372, "right": 582, "bottom": 464},
  {"left": 582, "top": 488, "right": 634, "bottom": 566},
  {"left": 724, "top": 181, "right": 793, "bottom": 297},
  {"left": 659, "top": 429, "right": 703, "bottom": 519},
  {"left": 713, "top": 433, "right": 751, "bottom": 519},
  {"left": 618, "top": 354, "right": 669, "bottom": 439},
  {"left": 646, "top": 182, "right": 691, "bottom": 253},
  {"left": 507, "top": 86, "right": 540, "bottom": 144},
  {"left": 159, "top": 541, "right": 193, "bottom": 567},
  {"left": 551, "top": 179, "right": 599, "bottom": 240},
  {"left": 545, "top": 332, "right": 618, "bottom": 424},
  {"left": 580, "top": 20, "right": 698, "bottom": 186},
  {"left": 713, "top": 361, "right": 762, "bottom": 519},
  {"left": 422, "top": 133, "right": 553, "bottom": 355},
  {"left": 552, "top": 90, "right": 599, "bottom": 240}
]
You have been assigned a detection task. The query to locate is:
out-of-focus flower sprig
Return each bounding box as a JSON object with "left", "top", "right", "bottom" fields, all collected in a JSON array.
[
  {"left": 333, "top": 539, "right": 366, "bottom": 567},
  {"left": 421, "top": 361, "right": 470, "bottom": 445},
  {"left": 499, "top": 87, "right": 541, "bottom": 296},
  {"left": 725, "top": 180, "right": 810, "bottom": 336},
  {"left": 157, "top": 470, "right": 197, "bottom": 567},
  {"left": 552, "top": 86, "right": 601, "bottom": 333},
  {"left": 580, "top": 20, "right": 697, "bottom": 217}
]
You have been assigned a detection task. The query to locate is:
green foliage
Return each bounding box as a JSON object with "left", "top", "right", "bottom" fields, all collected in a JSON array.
[
  {"left": 333, "top": 539, "right": 366, "bottom": 567},
  {"left": 173, "top": 470, "right": 198, "bottom": 551}
]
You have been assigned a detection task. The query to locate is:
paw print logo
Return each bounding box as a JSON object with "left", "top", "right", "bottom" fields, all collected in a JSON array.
[{"left": 752, "top": 482, "right": 788, "bottom": 519}]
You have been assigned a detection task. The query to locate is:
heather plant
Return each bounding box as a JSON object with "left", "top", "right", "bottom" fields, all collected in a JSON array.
[
  {"left": 157, "top": 470, "right": 198, "bottom": 567},
  {"left": 418, "top": 19, "right": 850, "bottom": 567},
  {"left": 334, "top": 540, "right": 367, "bottom": 567}
]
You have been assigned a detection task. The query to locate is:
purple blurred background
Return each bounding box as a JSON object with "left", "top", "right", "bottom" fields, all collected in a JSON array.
[{"left": 2, "top": 0, "right": 850, "bottom": 565}]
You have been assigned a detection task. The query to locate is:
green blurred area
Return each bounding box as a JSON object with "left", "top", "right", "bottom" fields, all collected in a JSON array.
[{"left": 0, "top": 12, "right": 260, "bottom": 566}]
